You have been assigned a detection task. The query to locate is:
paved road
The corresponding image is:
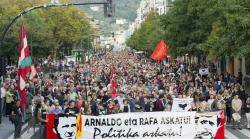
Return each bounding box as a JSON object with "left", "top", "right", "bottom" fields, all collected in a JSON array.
[
  {"left": 0, "top": 117, "right": 15, "bottom": 139},
  {"left": 225, "top": 126, "right": 250, "bottom": 139}
]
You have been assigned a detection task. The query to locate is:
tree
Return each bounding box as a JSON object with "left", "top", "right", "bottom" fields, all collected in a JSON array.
[
  {"left": 0, "top": 0, "right": 94, "bottom": 60},
  {"left": 159, "top": 0, "right": 250, "bottom": 59},
  {"left": 126, "top": 12, "right": 164, "bottom": 52}
]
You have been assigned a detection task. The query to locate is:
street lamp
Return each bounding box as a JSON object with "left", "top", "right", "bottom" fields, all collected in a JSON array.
[{"left": 0, "top": 0, "right": 115, "bottom": 49}]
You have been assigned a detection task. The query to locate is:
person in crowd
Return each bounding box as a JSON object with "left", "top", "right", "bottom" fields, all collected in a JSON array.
[
  {"left": 27, "top": 98, "right": 36, "bottom": 134},
  {"left": 121, "top": 99, "right": 130, "bottom": 113},
  {"left": 1, "top": 50, "right": 249, "bottom": 135},
  {"left": 51, "top": 101, "right": 63, "bottom": 115},
  {"left": 65, "top": 100, "right": 79, "bottom": 115},
  {"left": 90, "top": 94, "right": 99, "bottom": 116},
  {"left": 35, "top": 102, "right": 48, "bottom": 139},
  {"left": 245, "top": 98, "right": 250, "bottom": 129},
  {"left": 128, "top": 93, "right": 136, "bottom": 112},
  {"left": 232, "top": 95, "right": 242, "bottom": 130},
  {"left": 10, "top": 100, "right": 23, "bottom": 139},
  {"left": 0, "top": 82, "right": 6, "bottom": 116},
  {"left": 5, "top": 87, "right": 14, "bottom": 116},
  {"left": 154, "top": 95, "right": 165, "bottom": 111}
]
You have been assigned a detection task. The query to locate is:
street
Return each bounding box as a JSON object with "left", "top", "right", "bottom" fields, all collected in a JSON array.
[{"left": 1, "top": 0, "right": 250, "bottom": 139}]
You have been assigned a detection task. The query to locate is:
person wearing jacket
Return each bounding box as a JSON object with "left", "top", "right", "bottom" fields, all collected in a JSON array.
[{"left": 11, "top": 100, "right": 23, "bottom": 139}]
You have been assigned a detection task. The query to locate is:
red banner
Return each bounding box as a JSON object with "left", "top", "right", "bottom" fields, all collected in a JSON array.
[{"left": 46, "top": 114, "right": 58, "bottom": 139}]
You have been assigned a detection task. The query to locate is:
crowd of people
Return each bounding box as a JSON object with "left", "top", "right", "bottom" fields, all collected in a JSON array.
[{"left": 0, "top": 51, "right": 250, "bottom": 139}]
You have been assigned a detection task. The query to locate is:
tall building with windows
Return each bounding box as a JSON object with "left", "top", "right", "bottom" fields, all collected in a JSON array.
[{"left": 126, "top": 0, "right": 173, "bottom": 36}]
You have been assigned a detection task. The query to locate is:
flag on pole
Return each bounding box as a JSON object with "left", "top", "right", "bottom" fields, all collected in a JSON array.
[
  {"left": 76, "top": 113, "right": 83, "bottom": 138},
  {"left": 110, "top": 65, "right": 117, "bottom": 96},
  {"left": 18, "top": 22, "right": 32, "bottom": 107},
  {"left": 151, "top": 40, "right": 170, "bottom": 61}
]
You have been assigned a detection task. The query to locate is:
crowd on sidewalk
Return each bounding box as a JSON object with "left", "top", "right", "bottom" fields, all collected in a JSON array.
[{"left": 0, "top": 51, "right": 250, "bottom": 139}]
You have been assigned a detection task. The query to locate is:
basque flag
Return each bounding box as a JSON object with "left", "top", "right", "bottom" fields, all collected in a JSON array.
[{"left": 18, "top": 22, "right": 32, "bottom": 107}]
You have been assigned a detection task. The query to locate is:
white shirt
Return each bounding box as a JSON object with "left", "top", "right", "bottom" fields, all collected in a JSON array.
[{"left": 0, "top": 87, "right": 6, "bottom": 98}]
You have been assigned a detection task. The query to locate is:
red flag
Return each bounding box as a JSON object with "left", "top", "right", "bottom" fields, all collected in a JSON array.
[
  {"left": 215, "top": 111, "right": 225, "bottom": 139},
  {"left": 112, "top": 88, "right": 117, "bottom": 96},
  {"left": 46, "top": 114, "right": 58, "bottom": 139},
  {"left": 151, "top": 40, "right": 170, "bottom": 61},
  {"left": 18, "top": 22, "right": 32, "bottom": 107}
]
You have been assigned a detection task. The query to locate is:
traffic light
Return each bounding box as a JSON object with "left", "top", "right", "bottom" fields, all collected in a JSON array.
[{"left": 104, "top": 0, "right": 114, "bottom": 17}]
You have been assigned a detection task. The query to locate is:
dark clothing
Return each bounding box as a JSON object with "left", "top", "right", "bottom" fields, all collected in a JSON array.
[
  {"left": 154, "top": 99, "right": 164, "bottom": 111},
  {"left": 246, "top": 104, "right": 250, "bottom": 113},
  {"left": 102, "top": 95, "right": 110, "bottom": 107},
  {"left": 123, "top": 105, "right": 129, "bottom": 112},
  {"left": 211, "top": 100, "right": 218, "bottom": 111},
  {"left": 144, "top": 102, "right": 151, "bottom": 112},
  {"left": 128, "top": 99, "right": 136, "bottom": 112},
  {"left": 11, "top": 105, "right": 23, "bottom": 139},
  {"left": 65, "top": 107, "right": 79, "bottom": 115},
  {"left": 90, "top": 101, "right": 99, "bottom": 116},
  {"left": 226, "top": 97, "right": 232, "bottom": 123},
  {"left": 41, "top": 109, "right": 47, "bottom": 125},
  {"left": 6, "top": 102, "right": 12, "bottom": 116}
]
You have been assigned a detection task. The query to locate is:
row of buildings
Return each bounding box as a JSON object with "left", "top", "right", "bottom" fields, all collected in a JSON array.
[
  {"left": 91, "top": 0, "right": 174, "bottom": 51},
  {"left": 126, "top": 0, "right": 173, "bottom": 38}
]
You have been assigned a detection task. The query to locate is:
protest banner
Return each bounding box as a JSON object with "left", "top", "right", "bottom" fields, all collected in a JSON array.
[
  {"left": 48, "top": 111, "right": 224, "bottom": 139},
  {"left": 199, "top": 68, "right": 209, "bottom": 76},
  {"left": 171, "top": 98, "right": 193, "bottom": 112},
  {"left": 195, "top": 111, "right": 225, "bottom": 139},
  {"left": 46, "top": 114, "right": 58, "bottom": 139},
  {"left": 50, "top": 112, "right": 195, "bottom": 139}
]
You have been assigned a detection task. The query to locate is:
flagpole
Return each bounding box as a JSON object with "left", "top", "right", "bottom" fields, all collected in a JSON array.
[{"left": 30, "top": 27, "right": 33, "bottom": 58}]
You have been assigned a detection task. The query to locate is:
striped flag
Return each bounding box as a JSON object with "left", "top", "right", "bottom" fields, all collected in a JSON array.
[
  {"left": 76, "top": 113, "right": 83, "bottom": 138},
  {"left": 18, "top": 22, "right": 32, "bottom": 107}
]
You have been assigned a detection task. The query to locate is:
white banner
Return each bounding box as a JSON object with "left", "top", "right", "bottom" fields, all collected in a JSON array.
[
  {"left": 199, "top": 68, "right": 209, "bottom": 76},
  {"left": 55, "top": 112, "right": 196, "bottom": 139},
  {"left": 171, "top": 98, "right": 193, "bottom": 112},
  {"left": 54, "top": 111, "right": 224, "bottom": 139},
  {"left": 81, "top": 112, "right": 196, "bottom": 139}
]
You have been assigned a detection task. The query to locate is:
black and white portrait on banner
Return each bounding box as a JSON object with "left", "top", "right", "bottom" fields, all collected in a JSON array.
[
  {"left": 195, "top": 115, "right": 218, "bottom": 139},
  {"left": 172, "top": 98, "right": 193, "bottom": 112},
  {"left": 55, "top": 115, "right": 77, "bottom": 139}
]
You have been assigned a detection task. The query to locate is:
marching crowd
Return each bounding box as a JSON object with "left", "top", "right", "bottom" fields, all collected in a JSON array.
[{"left": 0, "top": 51, "right": 250, "bottom": 139}]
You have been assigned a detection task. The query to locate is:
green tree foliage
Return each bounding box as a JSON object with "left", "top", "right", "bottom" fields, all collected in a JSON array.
[
  {"left": 126, "top": 12, "right": 164, "bottom": 52},
  {"left": 161, "top": 0, "right": 250, "bottom": 58},
  {"left": 127, "top": 0, "right": 250, "bottom": 59},
  {"left": 0, "top": 0, "right": 94, "bottom": 59}
]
